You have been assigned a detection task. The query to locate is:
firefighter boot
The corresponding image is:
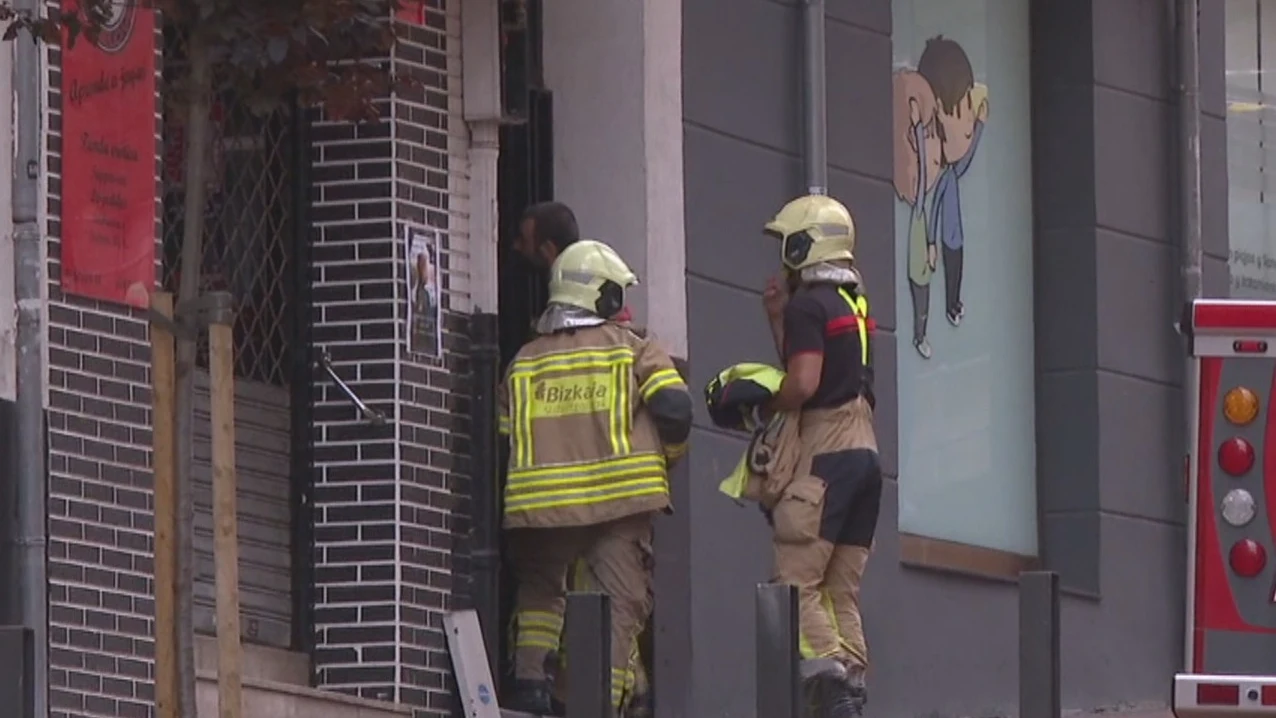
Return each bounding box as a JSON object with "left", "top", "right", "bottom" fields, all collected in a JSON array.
[
  {"left": 800, "top": 660, "right": 863, "bottom": 718},
  {"left": 625, "top": 662, "right": 653, "bottom": 718},
  {"left": 507, "top": 679, "right": 554, "bottom": 715},
  {"left": 845, "top": 664, "right": 868, "bottom": 716}
]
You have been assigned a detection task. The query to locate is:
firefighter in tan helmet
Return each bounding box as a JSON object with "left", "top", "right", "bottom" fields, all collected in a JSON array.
[
  {"left": 497, "top": 240, "right": 693, "bottom": 716},
  {"left": 761, "top": 194, "right": 882, "bottom": 715}
]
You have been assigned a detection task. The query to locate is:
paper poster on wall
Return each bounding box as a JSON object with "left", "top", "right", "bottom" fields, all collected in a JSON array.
[
  {"left": 405, "top": 224, "right": 442, "bottom": 358},
  {"left": 60, "top": 0, "right": 158, "bottom": 308}
]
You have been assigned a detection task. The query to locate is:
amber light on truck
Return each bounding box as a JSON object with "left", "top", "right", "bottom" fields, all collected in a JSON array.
[
  {"left": 1219, "top": 437, "right": 1256, "bottom": 476},
  {"left": 1224, "top": 386, "right": 1261, "bottom": 426}
]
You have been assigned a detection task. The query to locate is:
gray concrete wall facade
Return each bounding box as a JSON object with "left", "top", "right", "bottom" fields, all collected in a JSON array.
[{"left": 672, "top": 1, "right": 1231, "bottom": 717}]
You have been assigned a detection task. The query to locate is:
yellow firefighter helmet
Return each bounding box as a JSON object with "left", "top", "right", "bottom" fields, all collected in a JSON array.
[
  {"left": 763, "top": 194, "right": 856, "bottom": 270},
  {"left": 548, "top": 239, "right": 638, "bottom": 317}
]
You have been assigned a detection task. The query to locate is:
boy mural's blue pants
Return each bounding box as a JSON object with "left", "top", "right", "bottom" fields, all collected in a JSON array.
[{"left": 508, "top": 512, "right": 655, "bottom": 709}]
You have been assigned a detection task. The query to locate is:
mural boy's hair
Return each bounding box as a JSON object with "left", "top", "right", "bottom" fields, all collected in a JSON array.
[
  {"left": 892, "top": 69, "right": 936, "bottom": 204},
  {"left": 916, "top": 35, "right": 974, "bottom": 116}
]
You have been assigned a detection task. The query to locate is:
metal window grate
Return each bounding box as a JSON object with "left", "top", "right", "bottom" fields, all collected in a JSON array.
[{"left": 160, "top": 26, "right": 296, "bottom": 388}]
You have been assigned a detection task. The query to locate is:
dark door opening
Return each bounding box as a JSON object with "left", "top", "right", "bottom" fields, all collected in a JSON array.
[{"left": 496, "top": 0, "right": 553, "bottom": 688}]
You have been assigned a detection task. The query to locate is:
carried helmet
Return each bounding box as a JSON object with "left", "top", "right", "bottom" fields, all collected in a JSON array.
[
  {"left": 548, "top": 239, "right": 638, "bottom": 318},
  {"left": 763, "top": 194, "right": 856, "bottom": 271}
]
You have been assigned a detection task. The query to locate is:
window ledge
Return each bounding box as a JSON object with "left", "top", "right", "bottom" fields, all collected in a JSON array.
[{"left": 899, "top": 533, "right": 1039, "bottom": 583}]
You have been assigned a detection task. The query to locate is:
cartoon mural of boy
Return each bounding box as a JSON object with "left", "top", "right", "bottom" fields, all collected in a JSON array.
[
  {"left": 917, "top": 36, "right": 988, "bottom": 328},
  {"left": 893, "top": 69, "right": 944, "bottom": 359}
]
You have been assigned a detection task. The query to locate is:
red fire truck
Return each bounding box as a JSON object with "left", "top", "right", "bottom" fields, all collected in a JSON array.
[{"left": 1175, "top": 299, "right": 1276, "bottom": 718}]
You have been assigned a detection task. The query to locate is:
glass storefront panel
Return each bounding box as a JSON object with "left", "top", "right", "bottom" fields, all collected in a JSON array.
[{"left": 1227, "top": 0, "right": 1276, "bottom": 297}]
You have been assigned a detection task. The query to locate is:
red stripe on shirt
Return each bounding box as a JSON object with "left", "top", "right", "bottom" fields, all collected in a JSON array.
[
  {"left": 825, "top": 314, "right": 876, "bottom": 337},
  {"left": 825, "top": 315, "right": 857, "bottom": 337}
]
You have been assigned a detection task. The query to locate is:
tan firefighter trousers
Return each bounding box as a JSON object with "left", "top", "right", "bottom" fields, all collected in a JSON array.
[
  {"left": 508, "top": 512, "right": 655, "bottom": 708},
  {"left": 770, "top": 447, "right": 882, "bottom": 669},
  {"left": 775, "top": 540, "right": 871, "bottom": 667}
]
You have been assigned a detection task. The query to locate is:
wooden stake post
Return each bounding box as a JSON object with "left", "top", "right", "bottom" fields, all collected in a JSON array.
[
  {"left": 207, "top": 292, "right": 243, "bottom": 718},
  {"left": 149, "top": 293, "right": 179, "bottom": 718}
]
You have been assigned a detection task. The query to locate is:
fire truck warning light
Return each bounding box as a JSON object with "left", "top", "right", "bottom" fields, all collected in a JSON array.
[
  {"left": 1218, "top": 437, "right": 1256, "bottom": 477},
  {"left": 1224, "top": 386, "right": 1261, "bottom": 426},
  {"left": 1230, "top": 538, "right": 1267, "bottom": 578},
  {"left": 1222, "top": 488, "right": 1257, "bottom": 527}
]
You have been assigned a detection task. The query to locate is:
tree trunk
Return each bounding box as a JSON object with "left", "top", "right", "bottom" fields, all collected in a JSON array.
[{"left": 173, "top": 30, "right": 214, "bottom": 718}]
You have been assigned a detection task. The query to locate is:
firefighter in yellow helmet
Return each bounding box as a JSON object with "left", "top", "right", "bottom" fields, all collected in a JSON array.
[
  {"left": 760, "top": 194, "right": 881, "bottom": 716},
  {"left": 498, "top": 239, "right": 692, "bottom": 715}
]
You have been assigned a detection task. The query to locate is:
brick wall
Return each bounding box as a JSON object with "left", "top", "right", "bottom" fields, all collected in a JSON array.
[
  {"left": 309, "top": 0, "right": 472, "bottom": 713},
  {"left": 392, "top": 0, "right": 472, "bottom": 711},
  {"left": 42, "top": 23, "right": 164, "bottom": 718},
  {"left": 307, "top": 74, "right": 401, "bottom": 702}
]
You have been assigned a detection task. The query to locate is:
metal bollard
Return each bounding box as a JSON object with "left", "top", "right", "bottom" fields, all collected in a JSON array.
[
  {"left": 0, "top": 627, "right": 33, "bottom": 718},
  {"left": 1019, "top": 571, "right": 1061, "bottom": 718},
  {"left": 566, "top": 591, "right": 613, "bottom": 718},
  {"left": 756, "top": 582, "right": 800, "bottom": 718}
]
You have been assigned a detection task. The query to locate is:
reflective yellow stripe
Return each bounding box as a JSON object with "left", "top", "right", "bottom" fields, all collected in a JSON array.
[
  {"left": 509, "top": 346, "right": 635, "bottom": 376},
  {"left": 639, "top": 368, "right": 684, "bottom": 400},
  {"left": 507, "top": 453, "right": 665, "bottom": 486},
  {"left": 612, "top": 667, "right": 629, "bottom": 705},
  {"left": 515, "top": 610, "right": 564, "bottom": 651},
  {"left": 516, "top": 635, "right": 560, "bottom": 651},
  {"left": 518, "top": 611, "right": 564, "bottom": 631},
  {"left": 621, "top": 362, "right": 633, "bottom": 453},
  {"left": 616, "top": 360, "right": 633, "bottom": 454},
  {"left": 505, "top": 454, "right": 668, "bottom": 513},
  {"left": 498, "top": 415, "right": 511, "bottom": 435},
  {"left": 837, "top": 289, "right": 870, "bottom": 367},
  {"left": 507, "top": 478, "right": 668, "bottom": 513},
  {"left": 797, "top": 589, "right": 843, "bottom": 659},
  {"left": 513, "top": 376, "right": 534, "bottom": 467},
  {"left": 665, "top": 442, "right": 687, "bottom": 460},
  {"left": 608, "top": 363, "right": 625, "bottom": 455}
]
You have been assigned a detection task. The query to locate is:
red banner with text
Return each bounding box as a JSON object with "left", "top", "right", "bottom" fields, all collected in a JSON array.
[{"left": 60, "top": 0, "right": 157, "bottom": 308}]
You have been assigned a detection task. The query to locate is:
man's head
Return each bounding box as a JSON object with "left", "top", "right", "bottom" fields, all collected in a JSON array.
[
  {"left": 916, "top": 36, "right": 977, "bottom": 165},
  {"left": 515, "top": 201, "right": 580, "bottom": 269}
]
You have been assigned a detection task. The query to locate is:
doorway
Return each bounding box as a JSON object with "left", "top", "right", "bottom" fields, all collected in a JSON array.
[{"left": 495, "top": 81, "right": 554, "bottom": 713}]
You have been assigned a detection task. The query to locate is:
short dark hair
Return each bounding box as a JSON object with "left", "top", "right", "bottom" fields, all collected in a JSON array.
[
  {"left": 521, "top": 202, "right": 580, "bottom": 252},
  {"left": 916, "top": 36, "right": 974, "bottom": 116}
]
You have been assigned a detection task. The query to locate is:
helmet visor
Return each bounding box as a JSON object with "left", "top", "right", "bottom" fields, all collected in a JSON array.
[{"left": 764, "top": 228, "right": 815, "bottom": 270}]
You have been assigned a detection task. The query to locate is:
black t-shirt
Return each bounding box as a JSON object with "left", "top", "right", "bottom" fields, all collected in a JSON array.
[{"left": 782, "top": 284, "right": 872, "bottom": 409}]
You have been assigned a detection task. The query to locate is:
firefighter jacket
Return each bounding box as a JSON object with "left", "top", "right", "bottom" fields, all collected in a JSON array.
[
  {"left": 498, "top": 322, "right": 693, "bottom": 529},
  {"left": 706, "top": 363, "right": 875, "bottom": 509}
]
